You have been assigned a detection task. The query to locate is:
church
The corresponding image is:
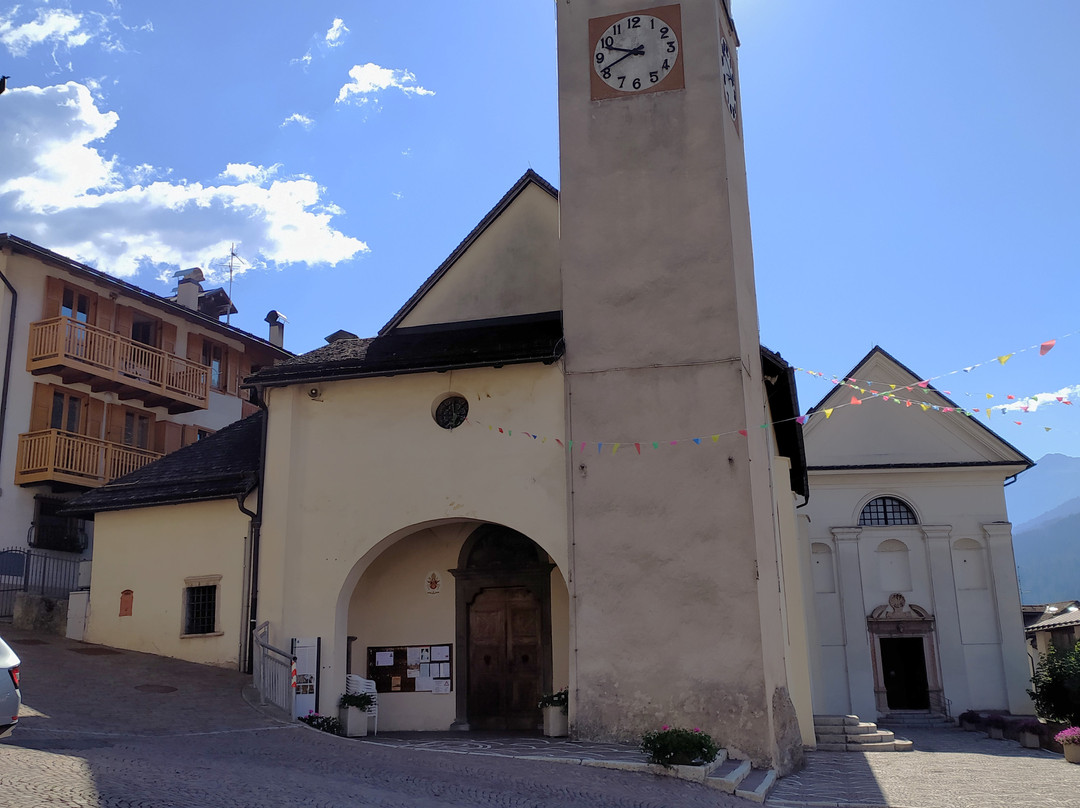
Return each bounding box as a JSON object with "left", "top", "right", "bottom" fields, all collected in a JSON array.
[{"left": 66, "top": 0, "right": 1033, "bottom": 776}]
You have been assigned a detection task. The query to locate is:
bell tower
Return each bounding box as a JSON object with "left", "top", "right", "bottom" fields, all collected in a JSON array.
[{"left": 558, "top": 1, "right": 803, "bottom": 770}]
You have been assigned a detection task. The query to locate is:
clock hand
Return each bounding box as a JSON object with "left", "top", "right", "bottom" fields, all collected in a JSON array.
[
  {"left": 604, "top": 44, "right": 643, "bottom": 54},
  {"left": 603, "top": 46, "right": 644, "bottom": 70}
]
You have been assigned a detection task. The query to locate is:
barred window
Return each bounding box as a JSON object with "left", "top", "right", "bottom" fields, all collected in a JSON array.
[
  {"left": 858, "top": 497, "right": 917, "bottom": 526},
  {"left": 182, "top": 575, "right": 221, "bottom": 636}
]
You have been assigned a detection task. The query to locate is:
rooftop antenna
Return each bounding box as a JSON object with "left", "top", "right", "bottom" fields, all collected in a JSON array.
[{"left": 222, "top": 243, "right": 246, "bottom": 324}]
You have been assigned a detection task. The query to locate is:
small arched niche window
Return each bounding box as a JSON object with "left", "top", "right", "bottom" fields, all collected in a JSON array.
[
  {"left": 876, "top": 538, "right": 913, "bottom": 592},
  {"left": 859, "top": 496, "right": 917, "bottom": 526},
  {"left": 810, "top": 542, "right": 836, "bottom": 594}
]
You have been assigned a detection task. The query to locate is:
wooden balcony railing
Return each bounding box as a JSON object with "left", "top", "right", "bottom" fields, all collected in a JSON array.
[
  {"left": 15, "top": 429, "right": 162, "bottom": 488},
  {"left": 27, "top": 317, "right": 210, "bottom": 412}
]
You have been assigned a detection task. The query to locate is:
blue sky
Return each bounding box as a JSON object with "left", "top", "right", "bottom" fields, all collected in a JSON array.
[{"left": 1, "top": 1, "right": 1077, "bottom": 461}]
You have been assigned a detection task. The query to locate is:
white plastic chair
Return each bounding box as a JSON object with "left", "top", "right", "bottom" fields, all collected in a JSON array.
[{"left": 345, "top": 674, "right": 378, "bottom": 735}]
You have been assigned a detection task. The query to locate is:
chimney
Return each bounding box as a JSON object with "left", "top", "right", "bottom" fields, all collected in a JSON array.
[
  {"left": 265, "top": 310, "right": 287, "bottom": 348},
  {"left": 174, "top": 267, "right": 204, "bottom": 311}
]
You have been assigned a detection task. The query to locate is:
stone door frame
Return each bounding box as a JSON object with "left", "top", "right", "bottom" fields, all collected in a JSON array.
[{"left": 866, "top": 593, "right": 945, "bottom": 715}]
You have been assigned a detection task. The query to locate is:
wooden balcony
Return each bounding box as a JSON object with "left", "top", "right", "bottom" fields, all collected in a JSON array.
[
  {"left": 27, "top": 316, "right": 210, "bottom": 413},
  {"left": 15, "top": 429, "right": 162, "bottom": 488}
]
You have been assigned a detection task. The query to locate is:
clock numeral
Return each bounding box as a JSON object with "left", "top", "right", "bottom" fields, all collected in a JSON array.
[
  {"left": 627, "top": 16, "right": 641, "bottom": 28},
  {"left": 660, "top": 26, "right": 669, "bottom": 39},
  {"left": 649, "top": 71, "right": 659, "bottom": 84},
  {"left": 617, "top": 76, "right": 625, "bottom": 88},
  {"left": 602, "top": 67, "right": 611, "bottom": 79},
  {"left": 596, "top": 52, "right": 605, "bottom": 64},
  {"left": 602, "top": 35, "right": 614, "bottom": 49},
  {"left": 667, "top": 41, "right": 676, "bottom": 53},
  {"left": 613, "top": 23, "right": 621, "bottom": 35},
  {"left": 632, "top": 77, "right": 641, "bottom": 89},
  {"left": 662, "top": 58, "right": 670, "bottom": 70}
]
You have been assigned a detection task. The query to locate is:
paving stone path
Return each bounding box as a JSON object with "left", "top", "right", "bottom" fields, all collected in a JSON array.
[{"left": 2, "top": 628, "right": 1077, "bottom": 807}]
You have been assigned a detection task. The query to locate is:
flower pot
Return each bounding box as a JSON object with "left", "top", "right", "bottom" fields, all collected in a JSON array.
[
  {"left": 989, "top": 727, "right": 1004, "bottom": 740},
  {"left": 1065, "top": 744, "right": 1080, "bottom": 764},
  {"left": 960, "top": 721, "right": 977, "bottom": 732},
  {"left": 340, "top": 706, "right": 369, "bottom": 737},
  {"left": 542, "top": 705, "right": 568, "bottom": 737},
  {"left": 1019, "top": 732, "right": 1040, "bottom": 749}
]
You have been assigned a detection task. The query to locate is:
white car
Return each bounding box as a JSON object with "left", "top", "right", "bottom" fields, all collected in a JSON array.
[{"left": 0, "top": 635, "right": 20, "bottom": 739}]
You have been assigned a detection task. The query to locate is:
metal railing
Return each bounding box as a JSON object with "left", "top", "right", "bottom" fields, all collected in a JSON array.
[
  {"left": 0, "top": 547, "right": 83, "bottom": 619},
  {"left": 15, "top": 429, "right": 161, "bottom": 487},
  {"left": 27, "top": 316, "right": 210, "bottom": 409},
  {"left": 252, "top": 621, "right": 296, "bottom": 716}
]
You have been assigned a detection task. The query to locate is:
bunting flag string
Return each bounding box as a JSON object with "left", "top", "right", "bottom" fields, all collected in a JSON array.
[{"left": 463, "top": 376, "right": 1079, "bottom": 455}]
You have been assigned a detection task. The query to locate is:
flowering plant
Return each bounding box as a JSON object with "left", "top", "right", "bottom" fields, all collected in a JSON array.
[
  {"left": 339, "top": 692, "right": 375, "bottom": 710},
  {"left": 984, "top": 713, "right": 1007, "bottom": 729},
  {"left": 1015, "top": 719, "right": 1042, "bottom": 735},
  {"left": 1054, "top": 726, "right": 1080, "bottom": 745},
  {"left": 298, "top": 711, "right": 342, "bottom": 735},
  {"left": 640, "top": 725, "right": 720, "bottom": 768},
  {"left": 538, "top": 688, "right": 569, "bottom": 714}
]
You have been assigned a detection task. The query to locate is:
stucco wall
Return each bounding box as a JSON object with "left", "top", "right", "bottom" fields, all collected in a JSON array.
[
  {"left": 257, "top": 361, "right": 568, "bottom": 719},
  {"left": 85, "top": 499, "right": 250, "bottom": 667}
]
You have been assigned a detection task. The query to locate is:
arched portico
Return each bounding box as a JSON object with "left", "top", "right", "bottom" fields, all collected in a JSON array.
[{"left": 333, "top": 519, "right": 568, "bottom": 732}]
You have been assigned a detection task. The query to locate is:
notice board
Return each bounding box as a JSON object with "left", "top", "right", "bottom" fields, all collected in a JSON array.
[{"left": 367, "top": 644, "right": 453, "bottom": 694}]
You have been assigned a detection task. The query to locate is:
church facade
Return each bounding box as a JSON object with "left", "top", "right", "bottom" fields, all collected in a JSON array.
[{"left": 66, "top": 0, "right": 1035, "bottom": 777}]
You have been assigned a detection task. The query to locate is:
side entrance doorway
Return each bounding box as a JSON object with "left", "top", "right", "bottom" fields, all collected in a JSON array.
[
  {"left": 879, "top": 637, "right": 930, "bottom": 710},
  {"left": 451, "top": 524, "right": 555, "bottom": 731},
  {"left": 867, "top": 594, "right": 945, "bottom": 715}
]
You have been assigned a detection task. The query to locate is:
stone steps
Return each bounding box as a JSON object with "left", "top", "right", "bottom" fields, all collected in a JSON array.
[
  {"left": 878, "top": 711, "right": 953, "bottom": 728},
  {"left": 704, "top": 756, "right": 777, "bottom": 802},
  {"left": 813, "top": 714, "right": 913, "bottom": 752}
]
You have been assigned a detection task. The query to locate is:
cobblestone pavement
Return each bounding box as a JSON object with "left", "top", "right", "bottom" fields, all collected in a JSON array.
[
  {"left": 0, "top": 628, "right": 742, "bottom": 808},
  {"left": 766, "top": 725, "right": 1080, "bottom": 808},
  {"left": 3, "top": 628, "right": 1077, "bottom": 807}
]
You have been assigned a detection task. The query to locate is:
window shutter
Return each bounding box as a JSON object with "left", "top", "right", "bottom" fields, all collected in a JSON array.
[
  {"left": 29, "top": 383, "right": 54, "bottom": 431},
  {"left": 181, "top": 424, "right": 199, "bottom": 447},
  {"left": 161, "top": 322, "right": 177, "bottom": 355},
  {"left": 113, "top": 305, "right": 133, "bottom": 337},
  {"left": 226, "top": 347, "right": 238, "bottom": 395},
  {"left": 105, "top": 404, "right": 126, "bottom": 445},
  {"left": 187, "top": 334, "right": 203, "bottom": 363},
  {"left": 96, "top": 297, "right": 115, "bottom": 332},
  {"left": 43, "top": 277, "right": 64, "bottom": 318},
  {"left": 86, "top": 398, "right": 105, "bottom": 440},
  {"left": 154, "top": 421, "right": 183, "bottom": 454}
]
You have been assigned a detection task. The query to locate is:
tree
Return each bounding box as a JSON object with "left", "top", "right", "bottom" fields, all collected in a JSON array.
[{"left": 1028, "top": 643, "right": 1080, "bottom": 726}]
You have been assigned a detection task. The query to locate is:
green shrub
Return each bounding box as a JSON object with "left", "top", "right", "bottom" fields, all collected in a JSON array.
[
  {"left": 1027, "top": 644, "right": 1080, "bottom": 726},
  {"left": 640, "top": 725, "right": 720, "bottom": 768},
  {"left": 298, "top": 712, "right": 342, "bottom": 735},
  {"left": 339, "top": 692, "right": 375, "bottom": 710}
]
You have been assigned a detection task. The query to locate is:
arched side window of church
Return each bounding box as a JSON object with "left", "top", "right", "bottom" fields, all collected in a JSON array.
[
  {"left": 810, "top": 542, "right": 836, "bottom": 594},
  {"left": 876, "top": 538, "right": 913, "bottom": 592},
  {"left": 952, "top": 537, "right": 988, "bottom": 590},
  {"left": 859, "top": 496, "right": 918, "bottom": 526}
]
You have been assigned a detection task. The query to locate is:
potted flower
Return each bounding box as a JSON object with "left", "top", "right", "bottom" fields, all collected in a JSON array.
[
  {"left": 1055, "top": 727, "right": 1080, "bottom": 764},
  {"left": 985, "top": 713, "right": 1006, "bottom": 740},
  {"left": 538, "top": 688, "right": 568, "bottom": 737},
  {"left": 640, "top": 725, "right": 720, "bottom": 768},
  {"left": 958, "top": 710, "right": 980, "bottom": 732},
  {"left": 338, "top": 691, "right": 375, "bottom": 737},
  {"left": 1016, "top": 719, "right": 1042, "bottom": 749}
]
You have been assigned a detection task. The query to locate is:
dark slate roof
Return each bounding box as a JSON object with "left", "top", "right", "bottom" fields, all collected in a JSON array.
[
  {"left": 378, "top": 170, "right": 559, "bottom": 335},
  {"left": 64, "top": 412, "right": 263, "bottom": 514},
  {"left": 761, "top": 346, "right": 809, "bottom": 499},
  {"left": 248, "top": 311, "right": 565, "bottom": 387}
]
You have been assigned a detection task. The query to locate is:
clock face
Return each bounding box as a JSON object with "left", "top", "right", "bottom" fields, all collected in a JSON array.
[
  {"left": 592, "top": 12, "right": 680, "bottom": 95},
  {"left": 720, "top": 37, "right": 737, "bottom": 121}
]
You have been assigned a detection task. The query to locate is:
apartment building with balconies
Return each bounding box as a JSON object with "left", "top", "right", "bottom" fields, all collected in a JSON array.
[{"left": 0, "top": 234, "right": 289, "bottom": 561}]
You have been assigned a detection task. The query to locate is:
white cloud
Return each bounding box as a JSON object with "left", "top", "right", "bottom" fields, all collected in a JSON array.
[
  {"left": 280, "top": 112, "right": 314, "bottom": 130},
  {"left": 336, "top": 63, "right": 434, "bottom": 105},
  {"left": 325, "top": 18, "right": 348, "bottom": 47},
  {"left": 0, "top": 81, "right": 368, "bottom": 280},
  {"left": 999, "top": 385, "right": 1080, "bottom": 413},
  {"left": 0, "top": 8, "right": 90, "bottom": 57}
]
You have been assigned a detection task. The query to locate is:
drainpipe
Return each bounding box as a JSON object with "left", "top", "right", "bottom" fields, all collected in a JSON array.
[
  {"left": 240, "top": 389, "right": 269, "bottom": 674},
  {"left": 0, "top": 246, "right": 18, "bottom": 503}
]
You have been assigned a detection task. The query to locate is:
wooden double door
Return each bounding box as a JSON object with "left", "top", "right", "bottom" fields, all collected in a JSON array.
[{"left": 467, "top": 587, "right": 543, "bottom": 730}]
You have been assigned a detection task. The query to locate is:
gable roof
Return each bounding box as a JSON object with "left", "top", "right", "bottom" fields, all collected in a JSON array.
[
  {"left": 378, "top": 170, "right": 559, "bottom": 335},
  {"left": 64, "top": 412, "right": 263, "bottom": 514},
  {"left": 248, "top": 311, "right": 564, "bottom": 388},
  {"left": 804, "top": 345, "right": 1034, "bottom": 471},
  {"left": 0, "top": 234, "right": 291, "bottom": 356}
]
